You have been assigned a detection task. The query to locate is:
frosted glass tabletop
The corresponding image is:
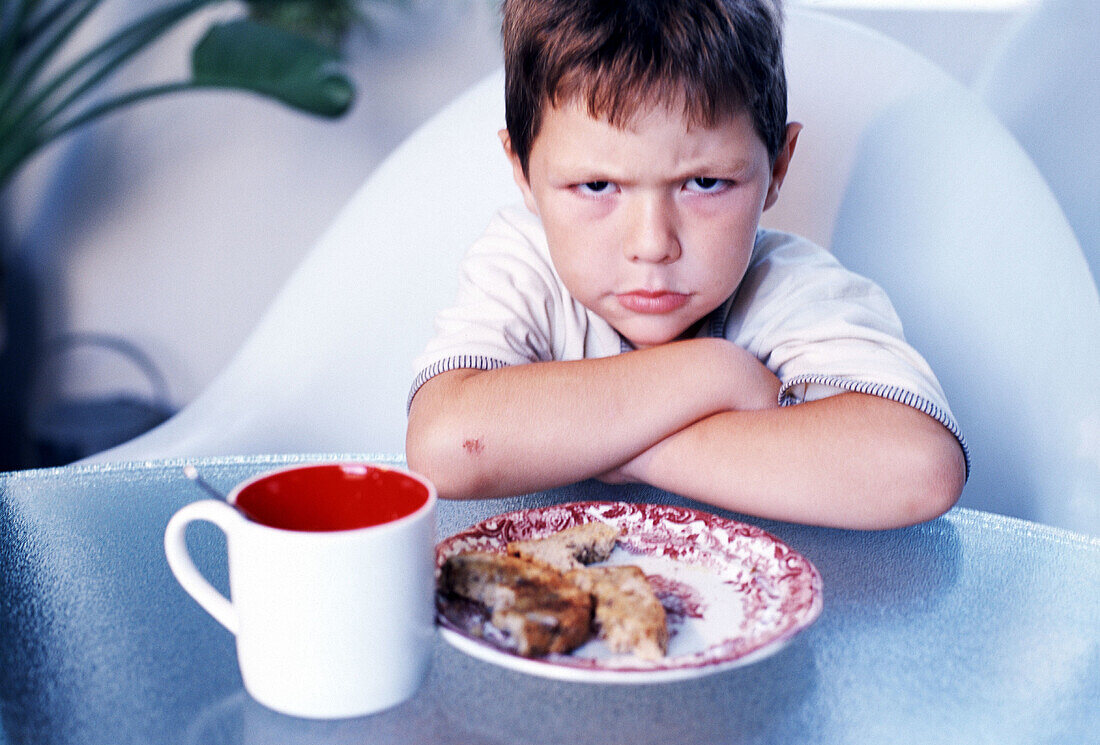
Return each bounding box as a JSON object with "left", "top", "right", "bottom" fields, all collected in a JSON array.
[{"left": 2, "top": 454, "right": 1098, "bottom": 745}]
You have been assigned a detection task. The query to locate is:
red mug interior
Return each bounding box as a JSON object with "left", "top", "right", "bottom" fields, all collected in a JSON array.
[{"left": 233, "top": 464, "right": 430, "bottom": 532}]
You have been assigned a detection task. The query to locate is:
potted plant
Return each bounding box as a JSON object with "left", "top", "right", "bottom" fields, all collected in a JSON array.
[{"left": 0, "top": 0, "right": 385, "bottom": 469}]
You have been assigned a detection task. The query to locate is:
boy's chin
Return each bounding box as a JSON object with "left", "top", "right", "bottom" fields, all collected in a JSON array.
[
  {"left": 617, "top": 327, "right": 700, "bottom": 351},
  {"left": 616, "top": 318, "right": 708, "bottom": 350}
]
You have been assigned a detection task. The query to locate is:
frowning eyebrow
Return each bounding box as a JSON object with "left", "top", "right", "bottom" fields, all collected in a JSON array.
[
  {"left": 670, "top": 158, "right": 756, "bottom": 180},
  {"left": 547, "top": 155, "right": 757, "bottom": 183}
]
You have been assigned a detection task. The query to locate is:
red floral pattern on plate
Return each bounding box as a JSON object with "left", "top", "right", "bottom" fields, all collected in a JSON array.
[{"left": 435, "top": 501, "right": 823, "bottom": 683}]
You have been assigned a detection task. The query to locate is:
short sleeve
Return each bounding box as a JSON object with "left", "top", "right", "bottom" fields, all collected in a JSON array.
[
  {"left": 408, "top": 208, "right": 620, "bottom": 410},
  {"left": 728, "top": 231, "right": 969, "bottom": 472}
]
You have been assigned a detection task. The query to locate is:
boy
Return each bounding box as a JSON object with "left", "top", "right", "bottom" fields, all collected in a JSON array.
[{"left": 406, "top": 0, "right": 968, "bottom": 529}]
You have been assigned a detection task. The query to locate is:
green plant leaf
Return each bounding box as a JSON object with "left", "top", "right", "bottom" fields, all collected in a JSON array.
[
  {"left": 191, "top": 18, "right": 353, "bottom": 117},
  {"left": 246, "top": 0, "right": 363, "bottom": 50}
]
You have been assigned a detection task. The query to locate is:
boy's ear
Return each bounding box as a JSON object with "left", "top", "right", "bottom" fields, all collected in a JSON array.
[
  {"left": 499, "top": 129, "right": 540, "bottom": 216},
  {"left": 763, "top": 122, "right": 802, "bottom": 212}
]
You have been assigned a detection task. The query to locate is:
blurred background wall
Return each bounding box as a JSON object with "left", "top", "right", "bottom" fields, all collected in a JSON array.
[{"left": 0, "top": 0, "right": 1040, "bottom": 464}]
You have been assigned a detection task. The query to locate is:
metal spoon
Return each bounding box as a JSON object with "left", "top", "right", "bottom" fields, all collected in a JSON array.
[{"left": 182, "top": 464, "right": 228, "bottom": 501}]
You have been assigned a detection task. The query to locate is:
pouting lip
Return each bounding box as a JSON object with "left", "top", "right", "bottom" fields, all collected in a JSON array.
[
  {"left": 620, "top": 289, "right": 684, "bottom": 298},
  {"left": 616, "top": 290, "right": 690, "bottom": 314}
]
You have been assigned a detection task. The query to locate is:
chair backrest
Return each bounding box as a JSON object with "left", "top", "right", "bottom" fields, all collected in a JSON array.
[
  {"left": 95, "top": 10, "right": 1100, "bottom": 535},
  {"left": 975, "top": 0, "right": 1099, "bottom": 283},
  {"left": 93, "top": 65, "right": 518, "bottom": 462},
  {"left": 824, "top": 57, "right": 1099, "bottom": 536},
  {"left": 762, "top": 11, "right": 965, "bottom": 246},
  {"left": 785, "top": 14, "right": 1099, "bottom": 535}
]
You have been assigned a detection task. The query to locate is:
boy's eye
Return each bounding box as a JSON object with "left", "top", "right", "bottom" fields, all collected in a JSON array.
[
  {"left": 578, "top": 180, "right": 612, "bottom": 195},
  {"left": 685, "top": 177, "right": 727, "bottom": 193}
]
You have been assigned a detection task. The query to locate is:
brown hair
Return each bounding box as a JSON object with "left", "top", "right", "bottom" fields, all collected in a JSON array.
[{"left": 502, "top": 0, "right": 787, "bottom": 175}]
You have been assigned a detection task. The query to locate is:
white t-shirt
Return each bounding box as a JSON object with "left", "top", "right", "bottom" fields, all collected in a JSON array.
[{"left": 411, "top": 206, "right": 968, "bottom": 469}]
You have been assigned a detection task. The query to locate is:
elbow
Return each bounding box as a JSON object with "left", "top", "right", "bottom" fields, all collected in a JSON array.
[
  {"left": 886, "top": 426, "right": 966, "bottom": 529},
  {"left": 405, "top": 412, "right": 494, "bottom": 501}
]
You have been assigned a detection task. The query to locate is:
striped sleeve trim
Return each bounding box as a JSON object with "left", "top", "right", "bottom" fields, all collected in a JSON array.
[
  {"left": 407, "top": 355, "right": 512, "bottom": 413},
  {"left": 779, "top": 374, "right": 971, "bottom": 480}
]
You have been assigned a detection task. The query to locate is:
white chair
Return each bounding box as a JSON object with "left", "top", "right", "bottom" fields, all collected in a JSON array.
[
  {"left": 975, "top": 0, "right": 1099, "bottom": 283},
  {"left": 94, "top": 10, "right": 1100, "bottom": 536}
]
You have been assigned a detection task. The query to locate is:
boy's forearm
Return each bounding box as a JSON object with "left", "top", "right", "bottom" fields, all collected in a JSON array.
[
  {"left": 629, "top": 393, "right": 966, "bottom": 529},
  {"left": 406, "top": 338, "right": 779, "bottom": 499}
]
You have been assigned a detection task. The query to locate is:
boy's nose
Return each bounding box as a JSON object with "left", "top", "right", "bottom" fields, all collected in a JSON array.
[{"left": 624, "top": 195, "right": 681, "bottom": 264}]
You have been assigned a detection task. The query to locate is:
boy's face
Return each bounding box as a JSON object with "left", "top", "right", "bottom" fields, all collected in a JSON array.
[{"left": 503, "top": 100, "right": 799, "bottom": 349}]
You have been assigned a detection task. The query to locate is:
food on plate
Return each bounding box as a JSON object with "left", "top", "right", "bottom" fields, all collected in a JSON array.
[
  {"left": 506, "top": 521, "right": 620, "bottom": 571},
  {"left": 439, "top": 522, "right": 670, "bottom": 660},
  {"left": 438, "top": 550, "right": 593, "bottom": 657},
  {"left": 565, "top": 565, "right": 669, "bottom": 660}
]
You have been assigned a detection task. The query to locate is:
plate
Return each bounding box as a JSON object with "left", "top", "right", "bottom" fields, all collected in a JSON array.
[{"left": 434, "top": 501, "right": 823, "bottom": 684}]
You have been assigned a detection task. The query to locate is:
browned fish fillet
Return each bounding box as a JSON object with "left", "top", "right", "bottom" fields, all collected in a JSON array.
[
  {"left": 565, "top": 565, "right": 669, "bottom": 660},
  {"left": 439, "top": 551, "right": 594, "bottom": 657},
  {"left": 507, "top": 522, "right": 620, "bottom": 572}
]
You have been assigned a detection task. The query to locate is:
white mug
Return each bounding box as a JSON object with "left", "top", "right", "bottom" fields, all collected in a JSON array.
[{"left": 164, "top": 462, "right": 437, "bottom": 719}]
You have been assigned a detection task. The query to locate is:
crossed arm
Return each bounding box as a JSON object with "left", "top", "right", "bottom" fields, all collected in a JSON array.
[{"left": 405, "top": 338, "right": 966, "bottom": 530}]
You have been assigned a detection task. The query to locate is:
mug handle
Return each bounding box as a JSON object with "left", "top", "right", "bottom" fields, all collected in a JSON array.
[{"left": 164, "top": 499, "right": 244, "bottom": 635}]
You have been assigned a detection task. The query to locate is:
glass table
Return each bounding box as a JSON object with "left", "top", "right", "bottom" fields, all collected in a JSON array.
[{"left": 2, "top": 454, "right": 1097, "bottom": 744}]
